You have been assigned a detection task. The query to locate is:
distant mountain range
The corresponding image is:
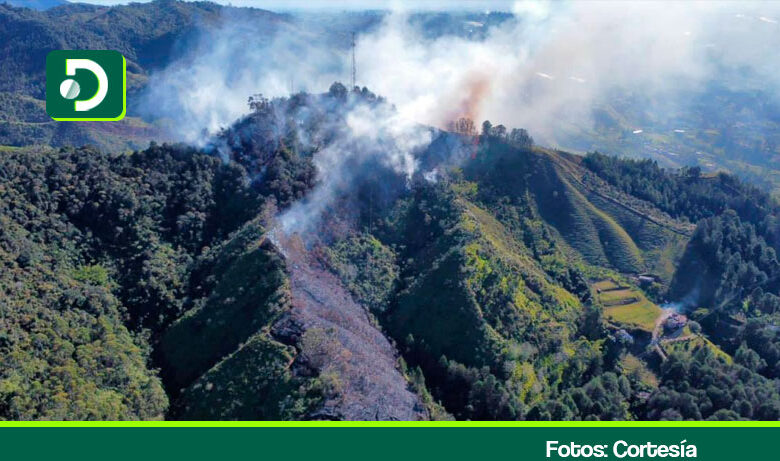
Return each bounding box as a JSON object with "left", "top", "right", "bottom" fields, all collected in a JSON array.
[{"left": 4, "top": 0, "right": 67, "bottom": 10}]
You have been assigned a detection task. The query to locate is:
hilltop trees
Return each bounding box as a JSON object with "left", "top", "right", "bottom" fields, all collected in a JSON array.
[
  {"left": 508, "top": 128, "right": 533, "bottom": 147},
  {"left": 448, "top": 118, "right": 477, "bottom": 136},
  {"left": 479, "top": 120, "right": 534, "bottom": 147},
  {"left": 582, "top": 152, "right": 774, "bottom": 224}
]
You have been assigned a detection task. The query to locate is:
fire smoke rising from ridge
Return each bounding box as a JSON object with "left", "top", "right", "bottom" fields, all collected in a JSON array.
[
  {"left": 142, "top": 1, "right": 780, "bottom": 147},
  {"left": 277, "top": 97, "right": 432, "bottom": 237},
  {"left": 139, "top": 1, "right": 780, "bottom": 235}
]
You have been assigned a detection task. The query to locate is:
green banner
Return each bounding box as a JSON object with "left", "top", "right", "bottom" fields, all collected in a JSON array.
[{"left": 1, "top": 425, "right": 778, "bottom": 461}]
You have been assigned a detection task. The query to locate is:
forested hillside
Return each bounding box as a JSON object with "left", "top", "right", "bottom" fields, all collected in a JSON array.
[
  {"left": 3, "top": 84, "right": 779, "bottom": 420},
  {"left": 584, "top": 154, "right": 780, "bottom": 381}
]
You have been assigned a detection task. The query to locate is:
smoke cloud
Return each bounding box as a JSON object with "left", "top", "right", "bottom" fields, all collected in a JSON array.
[
  {"left": 277, "top": 95, "right": 432, "bottom": 236},
  {"left": 355, "top": 1, "right": 780, "bottom": 146},
  {"left": 139, "top": 0, "right": 780, "bottom": 234},
  {"left": 139, "top": 13, "right": 346, "bottom": 144},
  {"left": 142, "top": 1, "right": 780, "bottom": 147}
]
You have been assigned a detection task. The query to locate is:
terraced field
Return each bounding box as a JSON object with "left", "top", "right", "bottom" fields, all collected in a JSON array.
[
  {"left": 594, "top": 279, "right": 662, "bottom": 332},
  {"left": 600, "top": 289, "right": 638, "bottom": 305},
  {"left": 593, "top": 279, "right": 619, "bottom": 291}
]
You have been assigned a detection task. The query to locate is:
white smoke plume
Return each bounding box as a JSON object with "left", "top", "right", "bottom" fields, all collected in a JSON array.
[
  {"left": 355, "top": 1, "right": 780, "bottom": 146},
  {"left": 142, "top": 1, "right": 780, "bottom": 146},
  {"left": 139, "top": 0, "right": 780, "bottom": 234},
  {"left": 278, "top": 96, "right": 431, "bottom": 236},
  {"left": 139, "top": 13, "right": 347, "bottom": 144}
]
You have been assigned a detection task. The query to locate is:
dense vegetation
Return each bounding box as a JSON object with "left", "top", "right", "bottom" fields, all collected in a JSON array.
[
  {"left": 319, "top": 130, "right": 780, "bottom": 420},
  {"left": 584, "top": 153, "right": 780, "bottom": 384},
  {"left": 2, "top": 82, "right": 780, "bottom": 420},
  {"left": 3, "top": 0, "right": 780, "bottom": 422},
  {"left": 0, "top": 140, "right": 318, "bottom": 420},
  {"left": 582, "top": 152, "right": 775, "bottom": 224},
  {"left": 645, "top": 346, "right": 780, "bottom": 420}
]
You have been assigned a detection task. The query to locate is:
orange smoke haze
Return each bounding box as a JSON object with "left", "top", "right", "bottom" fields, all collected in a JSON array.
[{"left": 440, "top": 72, "right": 492, "bottom": 129}]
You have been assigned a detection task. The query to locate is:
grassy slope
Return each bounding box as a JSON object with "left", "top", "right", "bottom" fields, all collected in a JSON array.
[
  {"left": 460, "top": 139, "right": 670, "bottom": 276},
  {"left": 548, "top": 152, "right": 690, "bottom": 274},
  {"left": 665, "top": 336, "right": 732, "bottom": 364},
  {"left": 620, "top": 353, "right": 658, "bottom": 388},
  {"left": 544, "top": 148, "right": 690, "bottom": 280},
  {"left": 461, "top": 199, "right": 581, "bottom": 320},
  {"left": 600, "top": 288, "right": 637, "bottom": 304},
  {"left": 594, "top": 278, "right": 661, "bottom": 332},
  {"left": 604, "top": 297, "right": 661, "bottom": 332},
  {"left": 390, "top": 182, "right": 582, "bottom": 378}
]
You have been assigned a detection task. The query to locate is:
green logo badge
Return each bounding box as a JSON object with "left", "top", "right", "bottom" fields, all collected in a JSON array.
[{"left": 46, "top": 50, "right": 126, "bottom": 121}]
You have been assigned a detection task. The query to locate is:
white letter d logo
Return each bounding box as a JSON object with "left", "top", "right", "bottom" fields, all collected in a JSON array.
[{"left": 66, "top": 59, "right": 108, "bottom": 112}]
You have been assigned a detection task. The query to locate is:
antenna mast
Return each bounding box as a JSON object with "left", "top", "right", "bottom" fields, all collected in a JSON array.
[{"left": 351, "top": 31, "right": 356, "bottom": 90}]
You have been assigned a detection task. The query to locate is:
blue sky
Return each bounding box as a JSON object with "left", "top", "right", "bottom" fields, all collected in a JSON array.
[{"left": 70, "top": 0, "right": 518, "bottom": 11}]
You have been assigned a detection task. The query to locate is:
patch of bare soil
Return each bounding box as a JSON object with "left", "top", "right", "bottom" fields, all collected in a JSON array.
[{"left": 272, "top": 233, "right": 425, "bottom": 421}]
